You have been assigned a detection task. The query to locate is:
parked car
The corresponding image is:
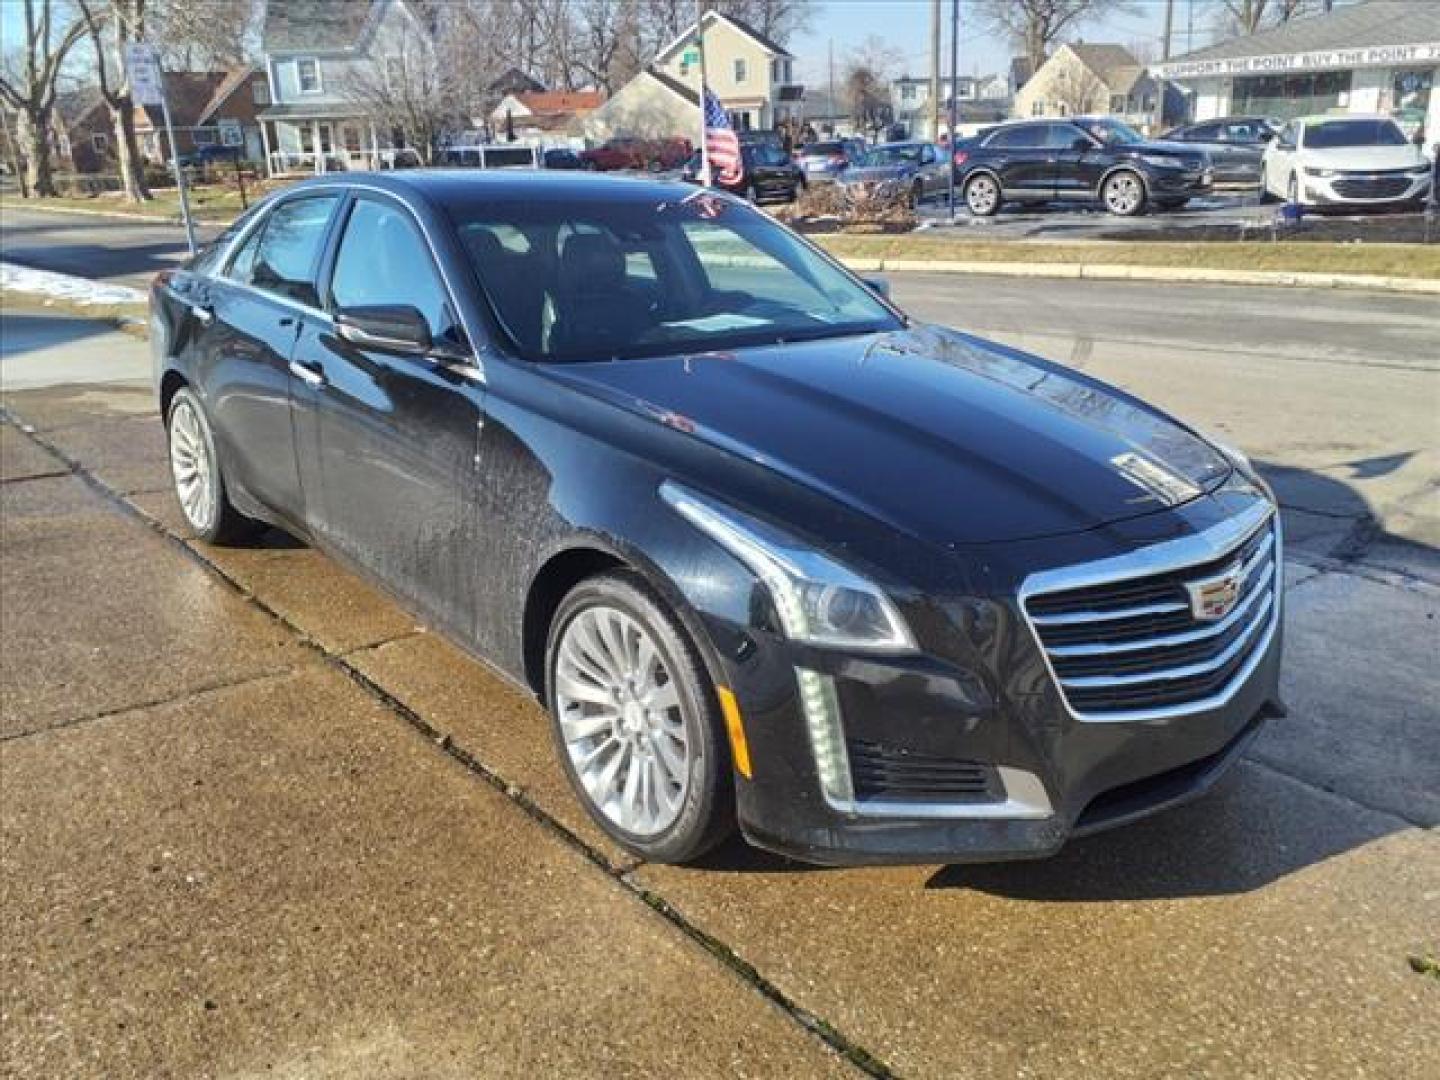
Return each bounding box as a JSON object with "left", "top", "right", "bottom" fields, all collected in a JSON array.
[
  {"left": 151, "top": 171, "right": 1283, "bottom": 866},
  {"left": 955, "top": 117, "right": 1213, "bottom": 217},
  {"left": 838, "top": 141, "right": 950, "bottom": 206},
  {"left": 440, "top": 144, "right": 539, "bottom": 169},
  {"left": 681, "top": 143, "right": 806, "bottom": 202},
  {"left": 543, "top": 148, "right": 584, "bottom": 170},
  {"left": 794, "top": 139, "right": 859, "bottom": 183},
  {"left": 580, "top": 137, "right": 691, "bottom": 172},
  {"left": 172, "top": 144, "right": 242, "bottom": 170},
  {"left": 1260, "top": 115, "right": 1433, "bottom": 209},
  {"left": 1162, "top": 116, "right": 1278, "bottom": 187}
]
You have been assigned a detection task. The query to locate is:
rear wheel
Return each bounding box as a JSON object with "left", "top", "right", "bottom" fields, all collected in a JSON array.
[
  {"left": 545, "top": 571, "right": 735, "bottom": 864},
  {"left": 964, "top": 173, "right": 1001, "bottom": 216},
  {"left": 165, "top": 387, "right": 258, "bottom": 544},
  {"left": 1102, "top": 169, "right": 1147, "bottom": 216}
]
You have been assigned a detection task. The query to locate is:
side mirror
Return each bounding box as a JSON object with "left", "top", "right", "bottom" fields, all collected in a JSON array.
[
  {"left": 335, "top": 305, "right": 433, "bottom": 355},
  {"left": 862, "top": 276, "right": 890, "bottom": 298}
]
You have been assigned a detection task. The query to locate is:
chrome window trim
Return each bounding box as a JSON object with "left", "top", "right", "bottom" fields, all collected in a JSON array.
[
  {"left": 1018, "top": 495, "right": 1281, "bottom": 724},
  {"left": 203, "top": 180, "right": 487, "bottom": 383},
  {"left": 829, "top": 766, "right": 1053, "bottom": 821}
]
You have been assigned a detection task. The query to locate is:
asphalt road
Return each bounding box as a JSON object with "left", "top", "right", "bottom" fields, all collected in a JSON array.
[{"left": 2, "top": 211, "right": 1438, "bottom": 1075}]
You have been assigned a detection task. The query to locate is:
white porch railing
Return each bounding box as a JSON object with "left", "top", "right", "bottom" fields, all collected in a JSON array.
[{"left": 267, "top": 148, "right": 422, "bottom": 176}]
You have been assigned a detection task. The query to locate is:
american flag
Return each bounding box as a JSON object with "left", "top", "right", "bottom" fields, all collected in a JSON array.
[{"left": 703, "top": 87, "right": 743, "bottom": 186}]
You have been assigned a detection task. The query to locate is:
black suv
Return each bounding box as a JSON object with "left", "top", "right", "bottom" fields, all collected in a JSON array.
[
  {"left": 682, "top": 143, "right": 806, "bottom": 203},
  {"left": 955, "top": 117, "right": 1213, "bottom": 217}
]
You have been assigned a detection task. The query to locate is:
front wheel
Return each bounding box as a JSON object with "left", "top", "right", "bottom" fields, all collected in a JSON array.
[
  {"left": 964, "top": 173, "right": 1001, "bottom": 216},
  {"left": 165, "top": 387, "right": 258, "bottom": 544},
  {"left": 1102, "top": 169, "right": 1147, "bottom": 216},
  {"left": 545, "top": 571, "right": 735, "bottom": 864}
]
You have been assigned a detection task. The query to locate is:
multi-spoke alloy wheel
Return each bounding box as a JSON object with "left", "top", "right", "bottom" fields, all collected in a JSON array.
[
  {"left": 965, "top": 174, "right": 999, "bottom": 216},
  {"left": 555, "top": 605, "right": 690, "bottom": 837},
  {"left": 165, "top": 387, "right": 255, "bottom": 544},
  {"left": 545, "top": 572, "right": 734, "bottom": 863},
  {"left": 1103, "top": 170, "right": 1145, "bottom": 216},
  {"left": 168, "top": 394, "right": 217, "bottom": 533}
]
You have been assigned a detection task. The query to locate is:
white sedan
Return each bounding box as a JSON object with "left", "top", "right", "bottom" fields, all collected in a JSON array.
[{"left": 1261, "top": 115, "right": 1432, "bottom": 207}]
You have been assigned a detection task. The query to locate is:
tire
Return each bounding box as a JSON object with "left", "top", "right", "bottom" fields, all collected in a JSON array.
[
  {"left": 964, "top": 173, "right": 1002, "bottom": 217},
  {"left": 165, "top": 387, "right": 258, "bottom": 545},
  {"left": 545, "top": 570, "right": 735, "bottom": 864},
  {"left": 1102, "top": 169, "right": 1147, "bottom": 216},
  {"left": 911, "top": 178, "right": 924, "bottom": 208},
  {"left": 1286, "top": 172, "right": 1300, "bottom": 206}
]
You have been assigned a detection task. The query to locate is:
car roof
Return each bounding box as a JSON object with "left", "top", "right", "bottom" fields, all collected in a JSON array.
[
  {"left": 1292, "top": 113, "right": 1394, "bottom": 124},
  {"left": 278, "top": 169, "right": 692, "bottom": 207}
]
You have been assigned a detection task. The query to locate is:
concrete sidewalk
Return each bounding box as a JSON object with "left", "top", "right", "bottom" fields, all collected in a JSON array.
[{"left": 2, "top": 307, "right": 1436, "bottom": 1078}]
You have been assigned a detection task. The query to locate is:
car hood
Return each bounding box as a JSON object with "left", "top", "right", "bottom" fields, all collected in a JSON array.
[
  {"left": 842, "top": 164, "right": 915, "bottom": 184},
  {"left": 548, "top": 325, "right": 1231, "bottom": 545},
  {"left": 1296, "top": 145, "right": 1426, "bottom": 170}
]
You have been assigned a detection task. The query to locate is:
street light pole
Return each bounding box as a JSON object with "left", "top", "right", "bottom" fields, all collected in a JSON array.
[{"left": 947, "top": 0, "right": 959, "bottom": 220}]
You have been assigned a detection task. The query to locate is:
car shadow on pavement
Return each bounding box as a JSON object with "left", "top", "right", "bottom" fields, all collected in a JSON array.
[{"left": 0, "top": 311, "right": 120, "bottom": 358}]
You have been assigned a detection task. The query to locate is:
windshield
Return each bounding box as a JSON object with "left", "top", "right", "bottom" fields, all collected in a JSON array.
[
  {"left": 1078, "top": 119, "right": 1145, "bottom": 145},
  {"left": 858, "top": 145, "right": 922, "bottom": 166},
  {"left": 1305, "top": 119, "right": 1407, "bottom": 148},
  {"left": 447, "top": 192, "right": 900, "bottom": 362}
]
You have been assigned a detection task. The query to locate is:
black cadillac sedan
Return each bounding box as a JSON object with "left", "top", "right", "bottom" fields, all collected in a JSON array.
[{"left": 150, "top": 171, "right": 1283, "bottom": 866}]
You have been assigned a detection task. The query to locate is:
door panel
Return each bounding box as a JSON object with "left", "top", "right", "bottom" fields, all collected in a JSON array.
[
  {"left": 1051, "top": 124, "right": 1099, "bottom": 198},
  {"left": 986, "top": 127, "right": 1055, "bottom": 196},
  {"left": 297, "top": 193, "right": 489, "bottom": 638}
]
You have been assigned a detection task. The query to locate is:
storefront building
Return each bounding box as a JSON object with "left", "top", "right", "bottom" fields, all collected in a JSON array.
[{"left": 1153, "top": 1, "right": 1439, "bottom": 141}]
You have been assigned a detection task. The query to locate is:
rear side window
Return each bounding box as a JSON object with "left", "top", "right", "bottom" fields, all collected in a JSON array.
[
  {"left": 987, "top": 126, "right": 1042, "bottom": 149},
  {"left": 232, "top": 195, "right": 337, "bottom": 307},
  {"left": 329, "top": 198, "right": 455, "bottom": 342}
]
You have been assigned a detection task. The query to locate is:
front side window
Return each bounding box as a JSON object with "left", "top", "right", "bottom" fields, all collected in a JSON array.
[
  {"left": 230, "top": 195, "right": 337, "bottom": 307},
  {"left": 330, "top": 198, "right": 455, "bottom": 342},
  {"left": 1077, "top": 118, "right": 1144, "bottom": 145},
  {"left": 296, "top": 58, "right": 322, "bottom": 94},
  {"left": 448, "top": 194, "right": 899, "bottom": 363}
]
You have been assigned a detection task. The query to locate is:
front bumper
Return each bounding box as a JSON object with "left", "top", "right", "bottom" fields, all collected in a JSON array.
[
  {"left": 1300, "top": 170, "right": 1431, "bottom": 206},
  {"left": 705, "top": 494, "right": 1285, "bottom": 866},
  {"left": 1147, "top": 166, "right": 1214, "bottom": 198}
]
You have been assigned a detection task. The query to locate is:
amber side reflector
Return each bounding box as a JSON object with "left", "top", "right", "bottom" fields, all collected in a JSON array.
[{"left": 717, "top": 686, "right": 752, "bottom": 779}]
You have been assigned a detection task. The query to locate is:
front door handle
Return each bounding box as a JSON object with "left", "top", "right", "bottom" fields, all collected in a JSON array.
[
  {"left": 289, "top": 358, "right": 325, "bottom": 387},
  {"left": 188, "top": 300, "right": 214, "bottom": 325}
]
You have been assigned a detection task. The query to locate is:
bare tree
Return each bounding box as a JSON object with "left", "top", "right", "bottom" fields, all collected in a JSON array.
[
  {"left": 973, "top": 0, "right": 1136, "bottom": 76},
  {"left": 76, "top": 0, "right": 151, "bottom": 202},
  {"left": 1046, "top": 60, "right": 1106, "bottom": 115},
  {"left": 1216, "top": 0, "right": 1330, "bottom": 35},
  {"left": 343, "top": 21, "right": 456, "bottom": 163},
  {"left": 146, "top": 0, "right": 255, "bottom": 71},
  {"left": 0, "top": 0, "right": 88, "bottom": 196},
  {"left": 843, "top": 36, "right": 901, "bottom": 139}
]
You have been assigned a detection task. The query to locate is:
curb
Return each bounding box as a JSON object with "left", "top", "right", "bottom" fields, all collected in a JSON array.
[{"left": 834, "top": 255, "right": 1440, "bottom": 294}]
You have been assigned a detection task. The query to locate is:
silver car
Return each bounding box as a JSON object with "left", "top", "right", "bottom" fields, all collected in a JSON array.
[{"left": 838, "top": 142, "right": 950, "bottom": 205}]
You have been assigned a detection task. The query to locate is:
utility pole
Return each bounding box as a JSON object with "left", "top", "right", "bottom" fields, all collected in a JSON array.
[
  {"left": 947, "top": 0, "right": 959, "bottom": 220},
  {"left": 1161, "top": 0, "right": 1174, "bottom": 61},
  {"left": 929, "top": 0, "right": 941, "bottom": 141},
  {"left": 828, "top": 38, "right": 835, "bottom": 132}
]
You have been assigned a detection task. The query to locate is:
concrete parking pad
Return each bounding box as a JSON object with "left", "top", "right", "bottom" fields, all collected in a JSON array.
[
  {"left": 0, "top": 473, "right": 304, "bottom": 737},
  {"left": 1261, "top": 569, "right": 1440, "bottom": 826},
  {"left": 636, "top": 764, "right": 1438, "bottom": 1079},
  {"left": 0, "top": 666, "right": 851, "bottom": 1079},
  {"left": 0, "top": 422, "right": 66, "bottom": 481},
  {"left": 347, "top": 633, "right": 634, "bottom": 867}
]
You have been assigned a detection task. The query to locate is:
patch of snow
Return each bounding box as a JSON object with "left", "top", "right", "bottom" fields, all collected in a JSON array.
[{"left": 1, "top": 262, "right": 147, "bottom": 306}]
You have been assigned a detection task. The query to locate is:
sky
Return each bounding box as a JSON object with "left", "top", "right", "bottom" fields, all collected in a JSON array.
[{"left": 790, "top": 0, "right": 1231, "bottom": 89}]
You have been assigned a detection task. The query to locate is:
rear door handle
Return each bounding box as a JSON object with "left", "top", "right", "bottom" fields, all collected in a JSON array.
[{"left": 289, "top": 358, "right": 325, "bottom": 387}]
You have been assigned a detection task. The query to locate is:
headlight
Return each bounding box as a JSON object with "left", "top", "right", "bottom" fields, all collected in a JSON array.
[
  {"left": 1305, "top": 167, "right": 1339, "bottom": 178},
  {"left": 661, "top": 482, "right": 916, "bottom": 652},
  {"left": 1203, "top": 433, "right": 1275, "bottom": 503},
  {"left": 1139, "top": 154, "right": 1185, "bottom": 169}
]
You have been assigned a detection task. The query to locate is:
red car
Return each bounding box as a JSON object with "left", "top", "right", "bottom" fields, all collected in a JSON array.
[{"left": 581, "top": 137, "right": 692, "bottom": 172}]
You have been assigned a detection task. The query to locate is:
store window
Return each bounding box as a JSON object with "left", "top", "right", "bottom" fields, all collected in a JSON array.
[
  {"left": 1232, "top": 70, "right": 1352, "bottom": 120},
  {"left": 1391, "top": 69, "right": 1433, "bottom": 136}
]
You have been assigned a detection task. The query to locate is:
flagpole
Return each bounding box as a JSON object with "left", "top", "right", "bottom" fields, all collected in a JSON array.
[{"left": 695, "top": 0, "right": 711, "bottom": 187}]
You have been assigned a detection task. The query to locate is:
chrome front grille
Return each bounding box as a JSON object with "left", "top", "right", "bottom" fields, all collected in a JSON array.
[
  {"left": 1021, "top": 507, "right": 1279, "bottom": 721},
  {"left": 1332, "top": 174, "right": 1411, "bottom": 199}
]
